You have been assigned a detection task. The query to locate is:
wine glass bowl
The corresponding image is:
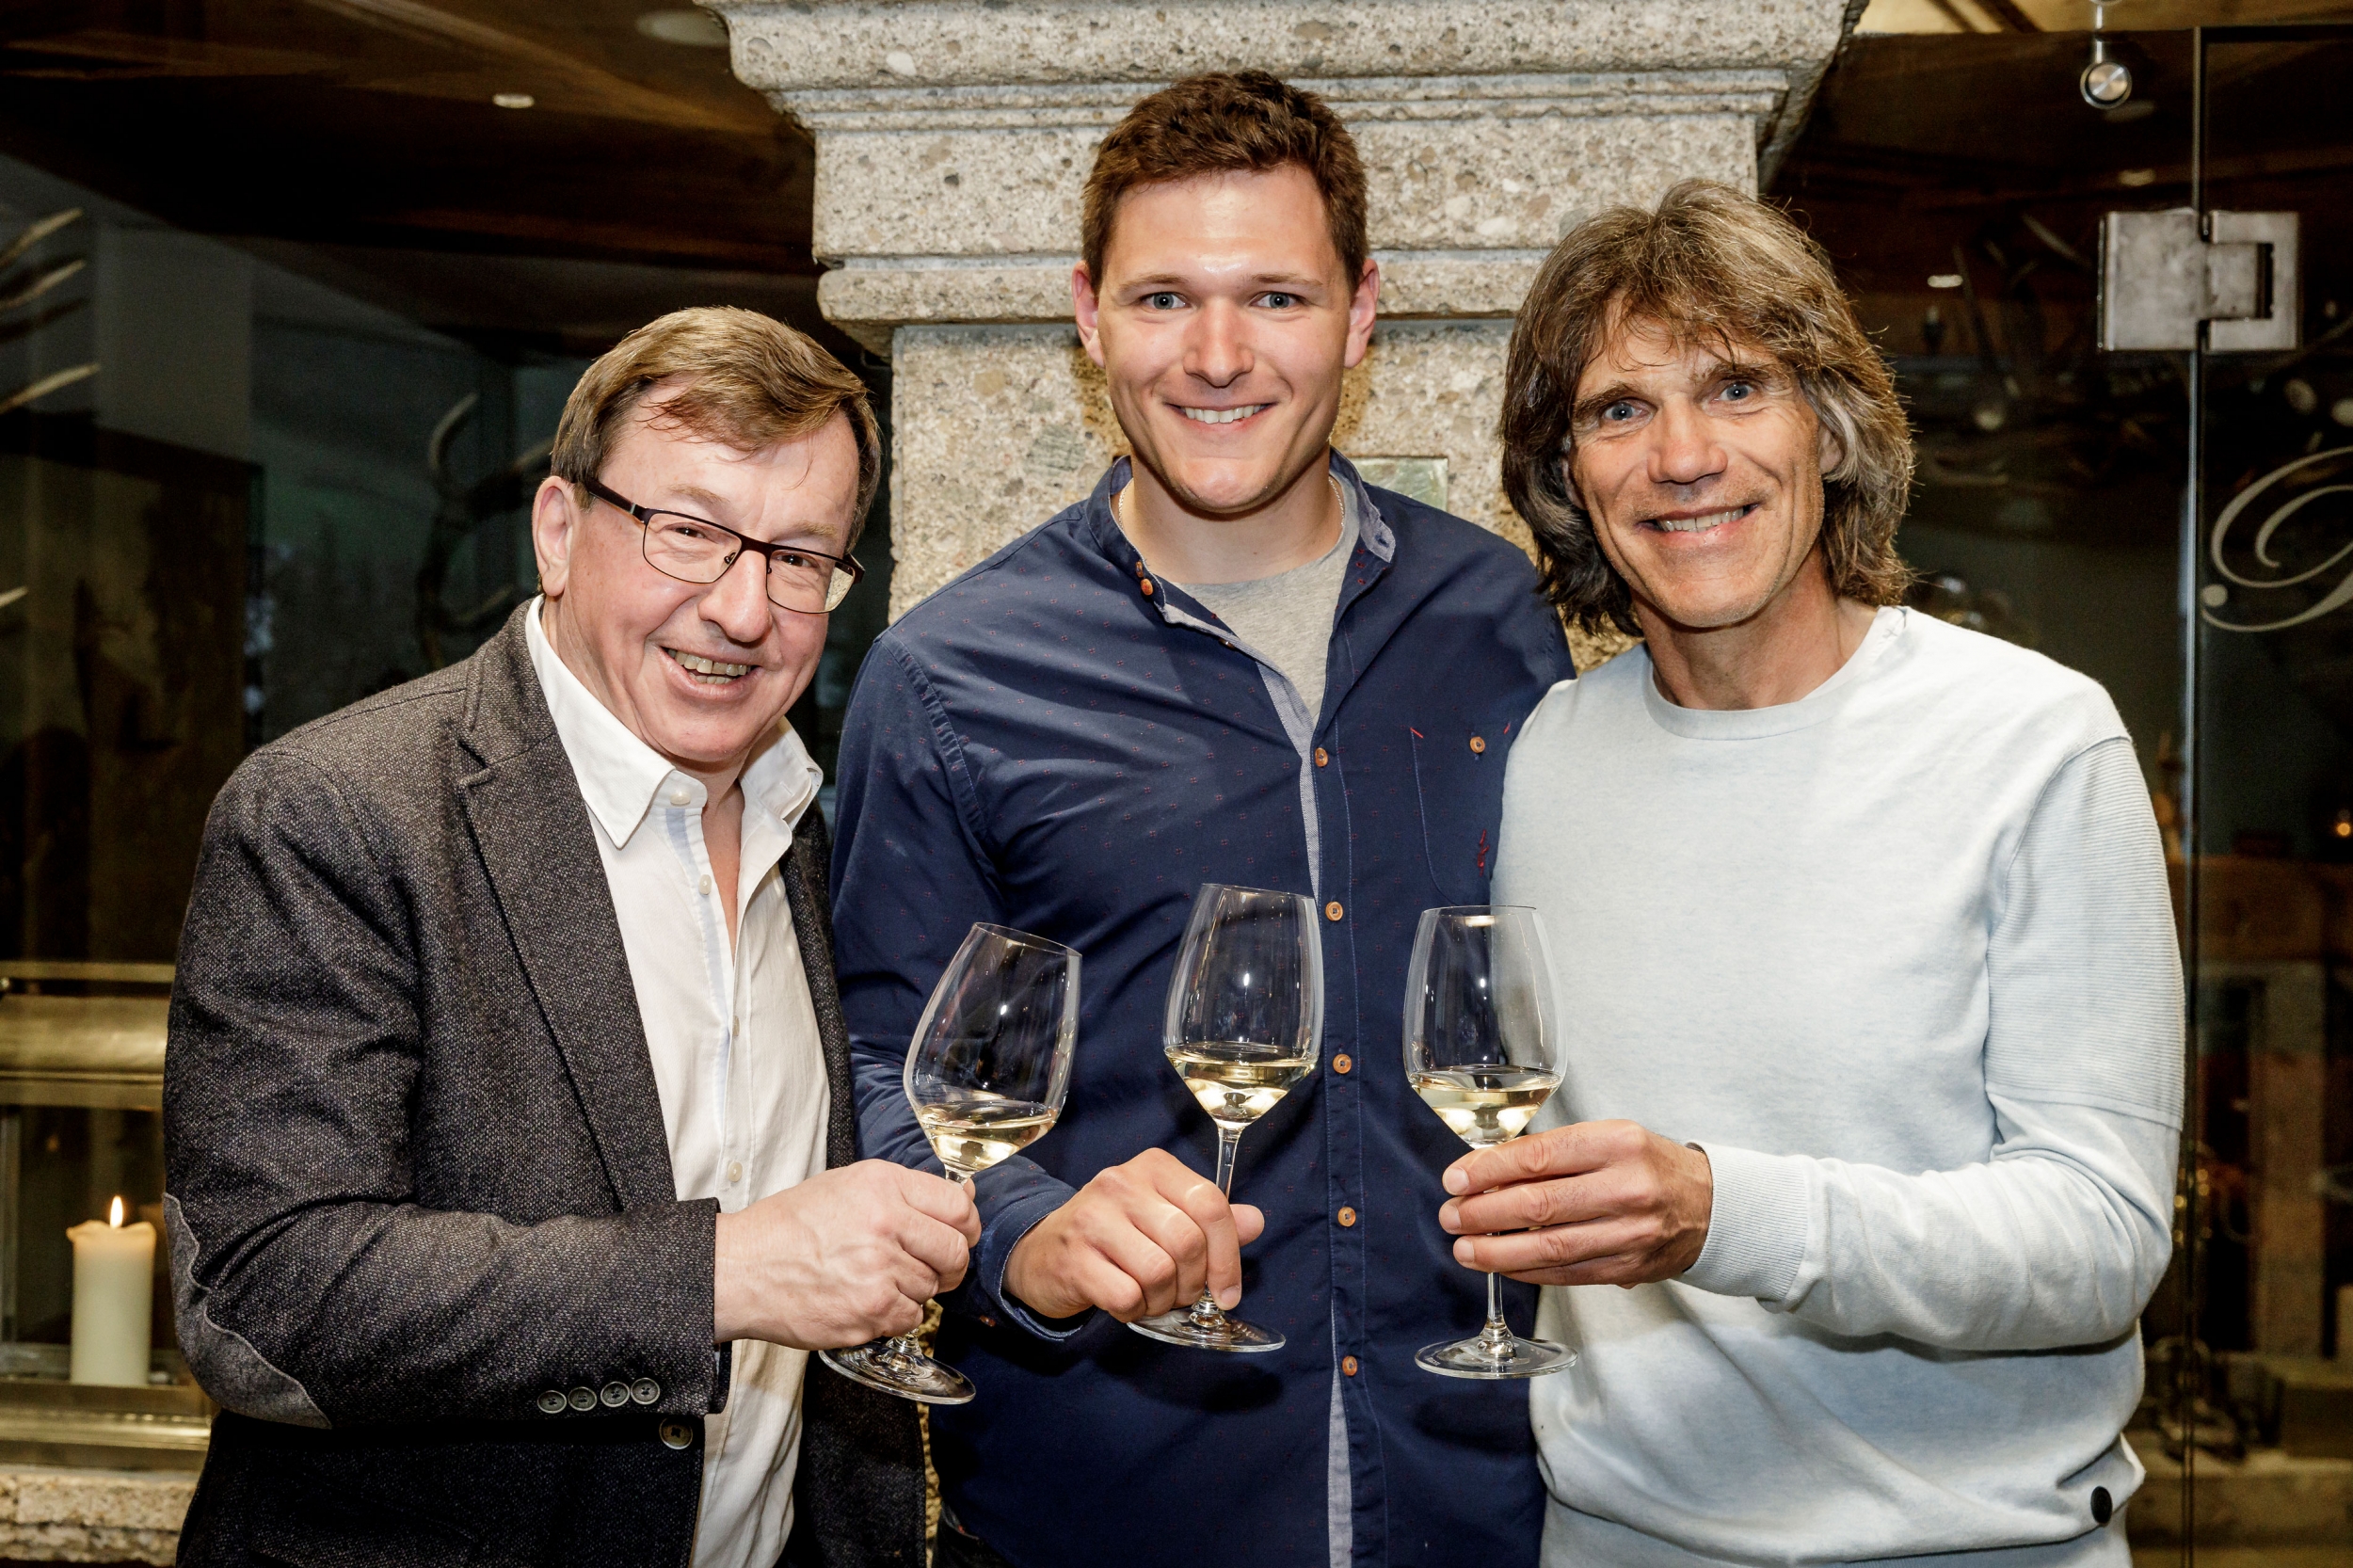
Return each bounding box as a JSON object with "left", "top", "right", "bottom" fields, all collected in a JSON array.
[
  {"left": 1404, "top": 904, "right": 1576, "bottom": 1381},
  {"left": 906, "top": 923, "right": 1079, "bottom": 1182},
  {"left": 823, "top": 922, "right": 1080, "bottom": 1405},
  {"left": 1130, "top": 883, "right": 1322, "bottom": 1353}
]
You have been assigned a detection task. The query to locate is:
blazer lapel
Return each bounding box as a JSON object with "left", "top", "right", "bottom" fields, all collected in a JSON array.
[
  {"left": 455, "top": 610, "right": 679, "bottom": 1212},
  {"left": 782, "top": 804, "right": 859, "bottom": 1172}
]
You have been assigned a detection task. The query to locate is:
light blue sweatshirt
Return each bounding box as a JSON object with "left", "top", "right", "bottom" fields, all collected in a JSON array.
[{"left": 1493, "top": 608, "right": 2182, "bottom": 1568}]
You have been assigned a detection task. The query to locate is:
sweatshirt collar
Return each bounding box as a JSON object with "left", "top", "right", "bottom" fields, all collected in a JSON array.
[{"left": 1638, "top": 606, "right": 1907, "bottom": 741}]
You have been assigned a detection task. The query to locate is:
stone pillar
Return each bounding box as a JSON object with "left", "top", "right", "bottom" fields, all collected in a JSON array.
[{"left": 715, "top": 0, "right": 1856, "bottom": 631}]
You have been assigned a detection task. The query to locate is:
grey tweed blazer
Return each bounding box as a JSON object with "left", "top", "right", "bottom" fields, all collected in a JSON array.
[{"left": 165, "top": 607, "right": 924, "bottom": 1568}]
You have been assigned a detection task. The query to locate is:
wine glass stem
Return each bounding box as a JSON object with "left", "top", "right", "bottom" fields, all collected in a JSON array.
[
  {"left": 1177, "top": 1127, "right": 1248, "bottom": 1325},
  {"left": 1211, "top": 1126, "right": 1242, "bottom": 1196},
  {"left": 881, "top": 1171, "right": 973, "bottom": 1364},
  {"left": 1478, "top": 1270, "right": 1514, "bottom": 1357}
]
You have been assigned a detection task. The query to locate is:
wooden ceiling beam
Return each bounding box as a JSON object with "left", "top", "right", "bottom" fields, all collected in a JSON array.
[{"left": 291, "top": 0, "right": 769, "bottom": 133}]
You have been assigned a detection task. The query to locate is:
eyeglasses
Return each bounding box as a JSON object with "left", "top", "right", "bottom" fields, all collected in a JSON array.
[{"left": 582, "top": 477, "right": 863, "bottom": 615}]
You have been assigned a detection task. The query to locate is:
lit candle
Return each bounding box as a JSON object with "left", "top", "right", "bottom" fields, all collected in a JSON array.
[{"left": 67, "top": 1196, "right": 155, "bottom": 1386}]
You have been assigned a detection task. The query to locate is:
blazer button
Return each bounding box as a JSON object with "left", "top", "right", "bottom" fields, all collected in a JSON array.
[
  {"left": 632, "top": 1378, "right": 662, "bottom": 1405},
  {"left": 660, "top": 1419, "right": 695, "bottom": 1450},
  {"left": 536, "top": 1390, "right": 568, "bottom": 1415},
  {"left": 568, "top": 1386, "right": 597, "bottom": 1412},
  {"left": 601, "top": 1382, "right": 632, "bottom": 1408}
]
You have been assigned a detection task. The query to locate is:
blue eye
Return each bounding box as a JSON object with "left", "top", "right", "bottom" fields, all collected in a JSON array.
[
  {"left": 1605, "top": 402, "right": 1637, "bottom": 423},
  {"left": 1722, "top": 380, "right": 1754, "bottom": 401},
  {"left": 1144, "top": 292, "right": 1183, "bottom": 311},
  {"left": 1262, "top": 293, "right": 1301, "bottom": 309}
]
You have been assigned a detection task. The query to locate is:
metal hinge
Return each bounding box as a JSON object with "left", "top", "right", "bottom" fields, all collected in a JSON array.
[{"left": 2098, "top": 209, "right": 2301, "bottom": 352}]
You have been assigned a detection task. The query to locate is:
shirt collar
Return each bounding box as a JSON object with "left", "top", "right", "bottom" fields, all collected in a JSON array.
[
  {"left": 524, "top": 597, "right": 822, "bottom": 851},
  {"left": 1083, "top": 450, "right": 1397, "bottom": 573}
]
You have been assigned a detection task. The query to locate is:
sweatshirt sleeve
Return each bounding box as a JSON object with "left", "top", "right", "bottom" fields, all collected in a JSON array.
[
  {"left": 1679, "top": 735, "right": 2184, "bottom": 1351},
  {"left": 830, "top": 637, "right": 1087, "bottom": 1341}
]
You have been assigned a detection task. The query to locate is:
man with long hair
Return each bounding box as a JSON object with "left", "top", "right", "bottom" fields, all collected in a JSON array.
[
  {"left": 830, "top": 72, "right": 1573, "bottom": 1568},
  {"left": 1443, "top": 181, "right": 2184, "bottom": 1565}
]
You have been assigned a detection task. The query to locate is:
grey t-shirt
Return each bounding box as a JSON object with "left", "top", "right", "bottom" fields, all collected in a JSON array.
[{"left": 1167, "top": 483, "right": 1360, "bottom": 722}]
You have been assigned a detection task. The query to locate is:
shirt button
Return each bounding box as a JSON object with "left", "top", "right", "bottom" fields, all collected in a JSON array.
[
  {"left": 632, "top": 1378, "right": 663, "bottom": 1405},
  {"left": 536, "top": 1389, "right": 568, "bottom": 1415},
  {"left": 601, "top": 1381, "right": 632, "bottom": 1408},
  {"left": 1469, "top": 735, "right": 1487, "bottom": 755},
  {"left": 726, "top": 1160, "right": 744, "bottom": 1184},
  {"left": 699, "top": 873, "right": 713, "bottom": 894},
  {"left": 1337, "top": 1206, "right": 1357, "bottom": 1227},
  {"left": 1314, "top": 746, "right": 1329, "bottom": 767},
  {"left": 1332, "top": 1053, "right": 1352, "bottom": 1074},
  {"left": 668, "top": 787, "right": 691, "bottom": 808},
  {"left": 568, "top": 1386, "right": 597, "bottom": 1412},
  {"left": 1140, "top": 578, "right": 1157, "bottom": 597},
  {"left": 1341, "top": 1355, "right": 1359, "bottom": 1377},
  {"left": 660, "top": 1419, "right": 695, "bottom": 1449},
  {"left": 1324, "top": 901, "right": 1343, "bottom": 922}
]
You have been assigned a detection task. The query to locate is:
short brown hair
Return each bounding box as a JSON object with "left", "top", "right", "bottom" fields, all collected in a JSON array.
[
  {"left": 1498, "top": 181, "right": 1914, "bottom": 636},
  {"left": 552, "top": 306, "right": 881, "bottom": 546},
  {"left": 1082, "top": 72, "right": 1369, "bottom": 288}
]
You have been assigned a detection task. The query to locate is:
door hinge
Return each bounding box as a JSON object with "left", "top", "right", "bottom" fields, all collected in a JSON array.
[{"left": 2098, "top": 209, "right": 2300, "bottom": 352}]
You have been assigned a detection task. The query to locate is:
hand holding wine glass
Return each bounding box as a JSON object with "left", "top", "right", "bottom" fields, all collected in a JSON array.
[
  {"left": 823, "top": 922, "right": 1080, "bottom": 1405},
  {"left": 1129, "top": 883, "right": 1321, "bottom": 1353},
  {"left": 1404, "top": 904, "right": 1577, "bottom": 1379}
]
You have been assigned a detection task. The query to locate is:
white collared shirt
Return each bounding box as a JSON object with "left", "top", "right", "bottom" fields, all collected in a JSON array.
[{"left": 526, "top": 600, "right": 831, "bottom": 1568}]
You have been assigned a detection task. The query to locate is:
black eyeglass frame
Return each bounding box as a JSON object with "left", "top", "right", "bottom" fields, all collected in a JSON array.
[{"left": 581, "top": 476, "right": 865, "bottom": 615}]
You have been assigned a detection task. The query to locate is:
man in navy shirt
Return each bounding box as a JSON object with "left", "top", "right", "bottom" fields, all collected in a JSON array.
[{"left": 830, "top": 72, "right": 1575, "bottom": 1568}]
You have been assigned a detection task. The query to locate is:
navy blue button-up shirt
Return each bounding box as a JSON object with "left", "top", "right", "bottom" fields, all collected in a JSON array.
[{"left": 830, "top": 454, "right": 1576, "bottom": 1568}]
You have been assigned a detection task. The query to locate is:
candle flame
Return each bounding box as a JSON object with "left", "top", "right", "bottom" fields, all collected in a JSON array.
[{"left": 108, "top": 1195, "right": 123, "bottom": 1228}]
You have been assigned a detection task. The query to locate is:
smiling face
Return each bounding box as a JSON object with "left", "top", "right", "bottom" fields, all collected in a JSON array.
[
  {"left": 1565, "top": 315, "right": 1841, "bottom": 635},
  {"left": 532, "top": 383, "right": 858, "bottom": 784},
  {"left": 1073, "top": 164, "right": 1376, "bottom": 522}
]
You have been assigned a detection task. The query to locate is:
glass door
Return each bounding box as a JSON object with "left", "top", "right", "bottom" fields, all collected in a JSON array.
[
  {"left": 1776, "top": 19, "right": 2353, "bottom": 1560},
  {"left": 2175, "top": 20, "right": 2353, "bottom": 1559}
]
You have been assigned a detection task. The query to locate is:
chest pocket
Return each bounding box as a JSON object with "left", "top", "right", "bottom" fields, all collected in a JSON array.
[{"left": 1407, "top": 711, "right": 1516, "bottom": 907}]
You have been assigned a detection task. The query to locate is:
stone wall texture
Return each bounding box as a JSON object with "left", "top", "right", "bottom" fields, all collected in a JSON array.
[
  {"left": 0, "top": 1466, "right": 190, "bottom": 1565},
  {"left": 720, "top": 0, "right": 1849, "bottom": 91}
]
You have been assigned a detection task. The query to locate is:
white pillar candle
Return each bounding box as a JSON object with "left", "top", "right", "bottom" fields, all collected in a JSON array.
[{"left": 67, "top": 1196, "right": 155, "bottom": 1387}]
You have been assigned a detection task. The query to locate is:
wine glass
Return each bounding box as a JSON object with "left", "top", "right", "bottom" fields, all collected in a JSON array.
[
  {"left": 823, "top": 922, "right": 1080, "bottom": 1405},
  {"left": 1130, "top": 883, "right": 1321, "bottom": 1353},
  {"left": 1403, "top": 904, "right": 1576, "bottom": 1379}
]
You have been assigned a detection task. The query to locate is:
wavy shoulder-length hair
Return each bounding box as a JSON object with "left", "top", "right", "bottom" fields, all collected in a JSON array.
[{"left": 1498, "top": 180, "right": 1914, "bottom": 636}]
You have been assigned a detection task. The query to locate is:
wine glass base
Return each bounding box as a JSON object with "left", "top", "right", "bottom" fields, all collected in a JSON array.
[
  {"left": 820, "top": 1341, "right": 976, "bottom": 1404},
  {"left": 1128, "top": 1305, "right": 1286, "bottom": 1353},
  {"left": 1415, "top": 1333, "right": 1577, "bottom": 1381}
]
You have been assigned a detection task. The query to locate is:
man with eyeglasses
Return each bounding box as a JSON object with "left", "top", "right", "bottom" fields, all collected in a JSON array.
[{"left": 165, "top": 307, "right": 972, "bottom": 1568}]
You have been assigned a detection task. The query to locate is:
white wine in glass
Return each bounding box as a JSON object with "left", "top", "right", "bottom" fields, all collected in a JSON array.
[
  {"left": 1130, "top": 883, "right": 1321, "bottom": 1353},
  {"left": 823, "top": 922, "right": 1080, "bottom": 1405},
  {"left": 1409, "top": 1067, "right": 1560, "bottom": 1148},
  {"left": 1404, "top": 904, "right": 1577, "bottom": 1380},
  {"left": 916, "top": 1095, "right": 1060, "bottom": 1176}
]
